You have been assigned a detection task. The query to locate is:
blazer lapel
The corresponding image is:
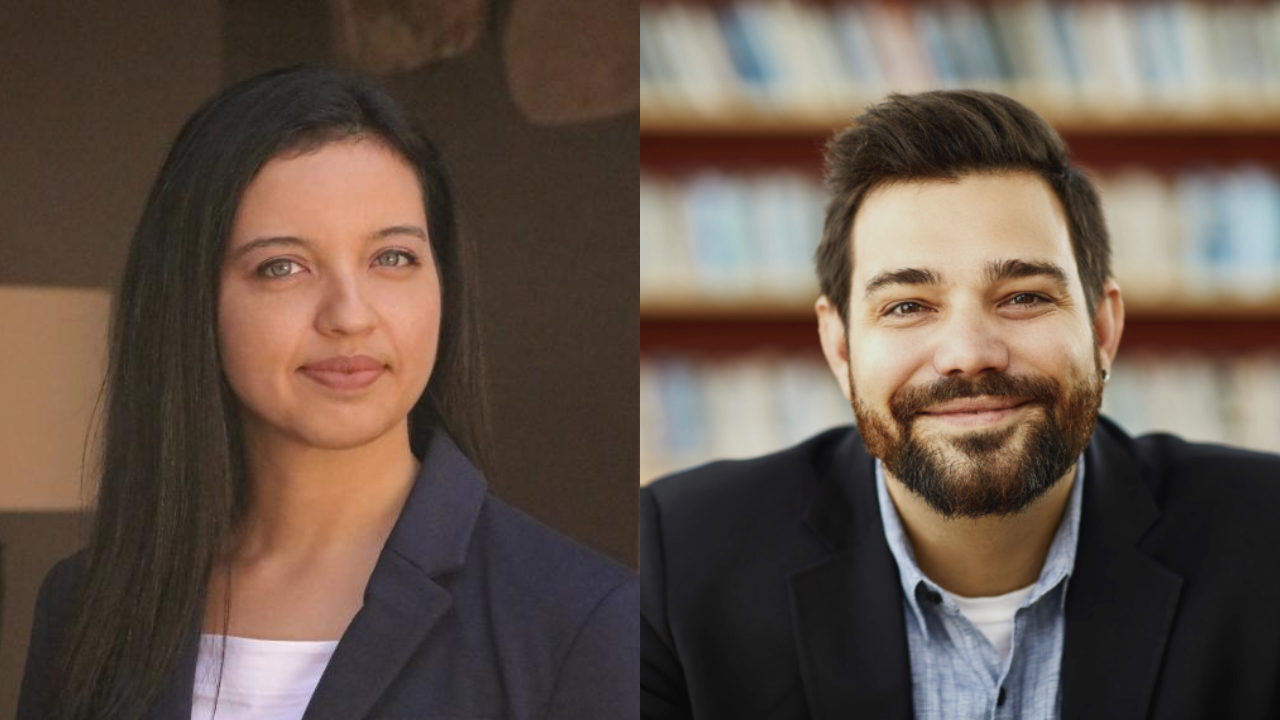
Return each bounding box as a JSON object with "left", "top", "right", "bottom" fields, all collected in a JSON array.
[
  {"left": 300, "top": 554, "right": 451, "bottom": 720},
  {"left": 1061, "top": 420, "right": 1184, "bottom": 720},
  {"left": 788, "top": 431, "right": 913, "bottom": 720},
  {"left": 300, "top": 430, "right": 488, "bottom": 720}
]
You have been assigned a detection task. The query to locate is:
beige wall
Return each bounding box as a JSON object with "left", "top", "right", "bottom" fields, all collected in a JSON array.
[{"left": 0, "top": 287, "right": 110, "bottom": 510}]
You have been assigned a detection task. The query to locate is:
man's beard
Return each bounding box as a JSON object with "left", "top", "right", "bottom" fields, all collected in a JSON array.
[{"left": 849, "top": 352, "right": 1105, "bottom": 519}]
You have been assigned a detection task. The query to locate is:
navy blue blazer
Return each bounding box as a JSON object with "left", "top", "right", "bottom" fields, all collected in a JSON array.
[{"left": 18, "top": 432, "right": 638, "bottom": 719}]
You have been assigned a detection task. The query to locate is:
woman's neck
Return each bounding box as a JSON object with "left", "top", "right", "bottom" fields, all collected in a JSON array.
[{"left": 231, "top": 416, "right": 421, "bottom": 562}]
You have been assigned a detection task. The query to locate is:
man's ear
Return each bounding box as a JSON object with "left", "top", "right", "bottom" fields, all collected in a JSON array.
[
  {"left": 816, "top": 295, "right": 853, "bottom": 402},
  {"left": 1094, "top": 279, "right": 1125, "bottom": 375}
]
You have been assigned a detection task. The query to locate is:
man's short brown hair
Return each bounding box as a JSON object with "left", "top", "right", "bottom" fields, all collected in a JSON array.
[{"left": 815, "top": 90, "right": 1112, "bottom": 327}]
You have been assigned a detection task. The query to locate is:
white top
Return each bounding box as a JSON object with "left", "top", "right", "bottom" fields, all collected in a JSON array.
[
  {"left": 190, "top": 634, "right": 339, "bottom": 720},
  {"left": 950, "top": 582, "right": 1037, "bottom": 665}
]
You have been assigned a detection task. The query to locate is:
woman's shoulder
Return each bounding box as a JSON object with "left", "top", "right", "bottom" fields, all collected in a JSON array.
[
  {"left": 464, "top": 493, "right": 638, "bottom": 706},
  {"left": 470, "top": 493, "right": 637, "bottom": 628},
  {"left": 476, "top": 493, "right": 635, "bottom": 588},
  {"left": 16, "top": 549, "right": 90, "bottom": 719},
  {"left": 33, "top": 548, "right": 88, "bottom": 618}
]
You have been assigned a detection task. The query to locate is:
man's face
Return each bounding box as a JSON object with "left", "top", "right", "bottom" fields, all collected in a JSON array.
[{"left": 827, "top": 172, "right": 1108, "bottom": 519}]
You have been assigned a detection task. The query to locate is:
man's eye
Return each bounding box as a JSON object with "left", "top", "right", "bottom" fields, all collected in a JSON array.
[
  {"left": 888, "top": 301, "right": 926, "bottom": 316},
  {"left": 1009, "top": 293, "right": 1045, "bottom": 306}
]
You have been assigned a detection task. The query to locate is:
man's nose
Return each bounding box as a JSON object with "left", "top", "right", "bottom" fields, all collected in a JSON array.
[{"left": 929, "top": 309, "right": 1010, "bottom": 378}]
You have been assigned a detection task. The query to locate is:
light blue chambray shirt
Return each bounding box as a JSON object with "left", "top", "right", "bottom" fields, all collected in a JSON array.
[{"left": 875, "top": 455, "right": 1084, "bottom": 720}]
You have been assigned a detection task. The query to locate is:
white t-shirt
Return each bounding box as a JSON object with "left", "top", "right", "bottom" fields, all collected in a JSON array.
[
  {"left": 190, "top": 634, "right": 339, "bottom": 720},
  {"left": 950, "top": 582, "right": 1037, "bottom": 665}
]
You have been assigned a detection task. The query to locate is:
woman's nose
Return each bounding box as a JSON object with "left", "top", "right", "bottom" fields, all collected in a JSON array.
[{"left": 315, "top": 275, "right": 378, "bottom": 336}]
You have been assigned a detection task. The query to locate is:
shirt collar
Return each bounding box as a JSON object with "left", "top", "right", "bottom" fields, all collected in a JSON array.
[{"left": 875, "top": 452, "right": 1085, "bottom": 631}]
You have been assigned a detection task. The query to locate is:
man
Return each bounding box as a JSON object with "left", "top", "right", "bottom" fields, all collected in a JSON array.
[{"left": 641, "top": 91, "right": 1280, "bottom": 720}]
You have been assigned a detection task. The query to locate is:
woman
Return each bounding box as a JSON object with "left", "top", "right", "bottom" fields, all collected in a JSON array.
[{"left": 16, "top": 66, "right": 637, "bottom": 720}]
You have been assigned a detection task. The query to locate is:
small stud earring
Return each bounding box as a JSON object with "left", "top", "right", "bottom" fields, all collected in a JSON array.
[{"left": 1102, "top": 369, "right": 1111, "bottom": 384}]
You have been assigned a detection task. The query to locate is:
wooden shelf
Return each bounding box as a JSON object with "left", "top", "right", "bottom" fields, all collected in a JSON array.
[
  {"left": 641, "top": 109, "right": 1280, "bottom": 138},
  {"left": 643, "top": 134, "right": 1280, "bottom": 176},
  {"left": 640, "top": 296, "right": 815, "bottom": 319}
]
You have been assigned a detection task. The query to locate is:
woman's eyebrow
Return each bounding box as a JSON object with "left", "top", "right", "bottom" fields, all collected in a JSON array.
[
  {"left": 231, "top": 225, "right": 429, "bottom": 261},
  {"left": 374, "top": 224, "right": 429, "bottom": 243}
]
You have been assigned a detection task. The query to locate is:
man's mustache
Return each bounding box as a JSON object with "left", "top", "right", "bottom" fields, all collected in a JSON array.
[{"left": 889, "top": 373, "right": 1062, "bottom": 425}]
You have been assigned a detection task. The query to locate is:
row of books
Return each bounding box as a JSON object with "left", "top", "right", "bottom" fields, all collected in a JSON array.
[
  {"left": 641, "top": 0, "right": 1280, "bottom": 121},
  {"left": 642, "top": 171, "right": 824, "bottom": 303},
  {"left": 640, "top": 351, "right": 1280, "bottom": 482},
  {"left": 640, "top": 166, "right": 1280, "bottom": 307},
  {"left": 641, "top": 354, "right": 851, "bottom": 480}
]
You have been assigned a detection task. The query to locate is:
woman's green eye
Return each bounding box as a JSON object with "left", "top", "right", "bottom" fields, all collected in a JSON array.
[
  {"left": 377, "top": 250, "right": 419, "bottom": 267},
  {"left": 260, "top": 260, "right": 296, "bottom": 278}
]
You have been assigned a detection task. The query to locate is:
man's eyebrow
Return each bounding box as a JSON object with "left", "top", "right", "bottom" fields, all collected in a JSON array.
[
  {"left": 231, "top": 225, "right": 428, "bottom": 261},
  {"left": 864, "top": 267, "right": 944, "bottom": 299},
  {"left": 984, "top": 259, "right": 1070, "bottom": 290}
]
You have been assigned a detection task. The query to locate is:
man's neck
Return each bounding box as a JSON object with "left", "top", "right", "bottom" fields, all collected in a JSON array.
[{"left": 883, "top": 464, "right": 1077, "bottom": 598}]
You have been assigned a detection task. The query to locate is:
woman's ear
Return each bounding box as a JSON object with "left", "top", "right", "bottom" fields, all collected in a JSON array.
[{"left": 816, "top": 295, "right": 853, "bottom": 403}]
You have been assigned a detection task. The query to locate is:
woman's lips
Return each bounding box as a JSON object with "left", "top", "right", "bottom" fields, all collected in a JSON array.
[{"left": 300, "top": 367, "right": 384, "bottom": 391}]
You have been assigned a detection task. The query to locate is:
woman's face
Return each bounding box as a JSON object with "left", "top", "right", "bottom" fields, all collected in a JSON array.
[{"left": 218, "top": 138, "right": 441, "bottom": 452}]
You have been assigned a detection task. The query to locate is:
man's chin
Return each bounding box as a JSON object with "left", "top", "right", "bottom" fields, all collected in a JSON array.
[
  {"left": 913, "top": 420, "right": 1023, "bottom": 456},
  {"left": 888, "top": 423, "right": 1070, "bottom": 519},
  {"left": 920, "top": 434, "right": 1028, "bottom": 479}
]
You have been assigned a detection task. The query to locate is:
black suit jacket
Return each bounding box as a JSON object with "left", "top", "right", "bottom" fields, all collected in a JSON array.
[
  {"left": 641, "top": 417, "right": 1280, "bottom": 719},
  {"left": 19, "top": 431, "right": 638, "bottom": 720}
]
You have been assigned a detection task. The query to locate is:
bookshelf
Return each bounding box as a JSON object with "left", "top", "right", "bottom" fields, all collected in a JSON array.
[
  {"left": 640, "top": 0, "right": 1280, "bottom": 482},
  {"left": 642, "top": 112, "right": 1280, "bottom": 138}
]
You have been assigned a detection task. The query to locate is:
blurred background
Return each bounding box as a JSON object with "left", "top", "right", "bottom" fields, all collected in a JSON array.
[
  {"left": 0, "top": 0, "right": 635, "bottom": 713},
  {"left": 641, "top": 0, "right": 1280, "bottom": 482}
]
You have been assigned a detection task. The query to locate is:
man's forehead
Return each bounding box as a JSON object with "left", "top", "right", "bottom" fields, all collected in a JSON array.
[{"left": 850, "top": 172, "right": 1075, "bottom": 286}]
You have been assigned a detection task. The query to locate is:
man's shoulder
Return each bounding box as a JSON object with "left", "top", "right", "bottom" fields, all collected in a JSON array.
[
  {"left": 642, "top": 425, "right": 861, "bottom": 532},
  {"left": 1105, "top": 418, "right": 1280, "bottom": 517},
  {"left": 1124, "top": 425, "right": 1280, "bottom": 493}
]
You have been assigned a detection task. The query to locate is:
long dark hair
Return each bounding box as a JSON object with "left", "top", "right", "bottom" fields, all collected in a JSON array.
[{"left": 54, "top": 65, "right": 489, "bottom": 720}]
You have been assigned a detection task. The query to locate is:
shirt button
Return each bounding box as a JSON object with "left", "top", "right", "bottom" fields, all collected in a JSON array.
[
  {"left": 925, "top": 589, "right": 943, "bottom": 605},
  {"left": 997, "top": 687, "right": 1007, "bottom": 707}
]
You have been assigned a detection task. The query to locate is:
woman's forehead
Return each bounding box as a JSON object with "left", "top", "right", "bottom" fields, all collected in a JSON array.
[{"left": 230, "top": 139, "right": 426, "bottom": 246}]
